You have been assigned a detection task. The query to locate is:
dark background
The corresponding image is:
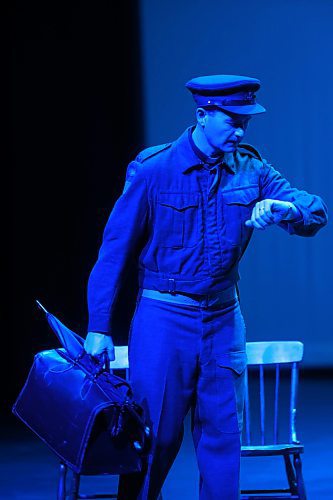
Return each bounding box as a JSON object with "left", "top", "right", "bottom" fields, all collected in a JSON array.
[{"left": 6, "top": 0, "right": 144, "bottom": 415}]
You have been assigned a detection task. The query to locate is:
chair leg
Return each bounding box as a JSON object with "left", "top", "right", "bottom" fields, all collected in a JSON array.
[
  {"left": 57, "top": 462, "right": 67, "bottom": 500},
  {"left": 68, "top": 471, "right": 81, "bottom": 500},
  {"left": 283, "top": 454, "right": 298, "bottom": 495},
  {"left": 293, "top": 453, "right": 307, "bottom": 500}
]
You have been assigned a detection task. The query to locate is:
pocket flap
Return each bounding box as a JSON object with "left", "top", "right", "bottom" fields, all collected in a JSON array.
[
  {"left": 158, "top": 193, "right": 199, "bottom": 211},
  {"left": 223, "top": 186, "right": 259, "bottom": 206},
  {"left": 216, "top": 351, "right": 247, "bottom": 375}
]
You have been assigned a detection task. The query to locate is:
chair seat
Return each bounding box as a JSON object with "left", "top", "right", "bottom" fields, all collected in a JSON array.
[{"left": 241, "top": 444, "right": 304, "bottom": 457}]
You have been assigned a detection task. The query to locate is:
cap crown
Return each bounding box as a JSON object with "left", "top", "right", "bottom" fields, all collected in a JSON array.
[
  {"left": 185, "top": 74, "right": 265, "bottom": 115},
  {"left": 185, "top": 74, "right": 261, "bottom": 94}
]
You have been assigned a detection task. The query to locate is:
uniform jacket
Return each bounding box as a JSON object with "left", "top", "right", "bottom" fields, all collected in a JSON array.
[{"left": 87, "top": 126, "right": 328, "bottom": 334}]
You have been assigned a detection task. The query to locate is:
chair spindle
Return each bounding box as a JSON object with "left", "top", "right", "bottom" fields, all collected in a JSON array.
[
  {"left": 244, "top": 366, "right": 251, "bottom": 445},
  {"left": 259, "top": 364, "right": 265, "bottom": 445},
  {"left": 274, "top": 363, "right": 280, "bottom": 444},
  {"left": 290, "top": 362, "right": 299, "bottom": 444}
]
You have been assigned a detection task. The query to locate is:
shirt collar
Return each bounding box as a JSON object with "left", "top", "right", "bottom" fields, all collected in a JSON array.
[{"left": 176, "top": 126, "right": 236, "bottom": 174}]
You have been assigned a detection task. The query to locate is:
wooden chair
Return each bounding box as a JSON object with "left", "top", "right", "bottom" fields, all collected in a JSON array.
[
  {"left": 240, "top": 341, "right": 307, "bottom": 500},
  {"left": 59, "top": 342, "right": 306, "bottom": 499},
  {"left": 57, "top": 346, "right": 129, "bottom": 500}
]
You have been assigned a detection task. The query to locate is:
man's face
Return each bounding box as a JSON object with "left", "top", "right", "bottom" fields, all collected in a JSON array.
[{"left": 201, "top": 108, "right": 252, "bottom": 154}]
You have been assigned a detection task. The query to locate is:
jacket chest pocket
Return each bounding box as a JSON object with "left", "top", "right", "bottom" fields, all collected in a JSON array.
[
  {"left": 156, "top": 193, "right": 200, "bottom": 248},
  {"left": 222, "top": 185, "right": 259, "bottom": 246}
]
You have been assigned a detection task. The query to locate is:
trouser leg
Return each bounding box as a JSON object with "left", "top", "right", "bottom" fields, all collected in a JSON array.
[
  {"left": 192, "top": 299, "right": 247, "bottom": 500},
  {"left": 117, "top": 297, "right": 199, "bottom": 500},
  {"left": 193, "top": 377, "right": 243, "bottom": 500}
]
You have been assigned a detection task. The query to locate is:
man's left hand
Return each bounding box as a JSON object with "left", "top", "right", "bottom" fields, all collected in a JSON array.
[{"left": 245, "top": 199, "right": 298, "bottom": 230}]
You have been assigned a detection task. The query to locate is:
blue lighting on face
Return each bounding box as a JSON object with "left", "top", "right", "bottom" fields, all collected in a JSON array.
[{"left": 203, "top": 109, "right": 252, "bottom": 153}]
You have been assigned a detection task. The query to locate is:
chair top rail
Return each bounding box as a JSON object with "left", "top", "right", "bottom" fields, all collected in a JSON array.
[
  {"left": 109, "top": 345, "right": 129, "bottom": 369},
  {"left": 109, "top": 342, "right": 304, "bottom": 368},
  {"left": 246, "top": 341, "right": 304, "bottom": 365}
]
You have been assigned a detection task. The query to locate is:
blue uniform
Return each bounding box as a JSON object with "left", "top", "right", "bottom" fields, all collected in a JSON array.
[
  {"left": 87, "top": 126, "right": 327, "bottom": 334},
  {"left": 87, "top": 126, "right": 327, "bottom": 499}
]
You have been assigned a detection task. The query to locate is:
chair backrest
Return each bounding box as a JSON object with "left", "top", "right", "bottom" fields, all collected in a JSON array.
[
  {"left": 243, "top": 341, "right": 304, "bottom": 447},
  {"left": 110, "top": 342, "right": 304, "bottom": 447},
  {"left": 109, "top": 345, "right": 129, "bottom": 380}
]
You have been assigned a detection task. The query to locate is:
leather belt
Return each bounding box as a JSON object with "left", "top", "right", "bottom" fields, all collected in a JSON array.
[{"left": 141, "top": 286, "right": 237, "bottom": 308}]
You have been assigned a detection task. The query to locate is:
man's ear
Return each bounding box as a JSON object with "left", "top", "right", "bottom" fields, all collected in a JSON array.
[{"left": 196, "top": 107, "right": 207, "bottom": 128}]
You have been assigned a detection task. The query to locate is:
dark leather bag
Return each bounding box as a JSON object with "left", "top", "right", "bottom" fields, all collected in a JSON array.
[{"left": 12, "top": 302, "right": 151, "bottom": 475}]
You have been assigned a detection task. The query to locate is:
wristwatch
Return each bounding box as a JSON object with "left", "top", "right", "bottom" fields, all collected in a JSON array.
[
  {"left": 283, "top": 202, "right": 302, "bottom": 222},
  {"left": 285, "top": 202, "right": 294, "bottom": 220}
]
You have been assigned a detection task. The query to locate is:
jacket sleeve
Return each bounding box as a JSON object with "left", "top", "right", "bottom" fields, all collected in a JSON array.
[
  {"left": 259, "top": 161, "right": 328, "bottom": 237},
  {"left": 87, "top": 163, "right": 149, "bottom": 334}
]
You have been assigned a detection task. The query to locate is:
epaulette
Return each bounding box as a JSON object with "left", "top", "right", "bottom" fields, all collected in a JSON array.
[
  {"left": 124, "top": 142, "right": 172, "bottom": 190},
  {"left": 135, "top": 142, "right": 172, "bottom": 163},
  {"left": 237, "top": 143, "right": 263, "bottom": 161}
]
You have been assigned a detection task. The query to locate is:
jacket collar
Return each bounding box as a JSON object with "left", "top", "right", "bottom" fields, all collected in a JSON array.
[{"left": 175, "top": 126, "right": 236, "bottom": 175}]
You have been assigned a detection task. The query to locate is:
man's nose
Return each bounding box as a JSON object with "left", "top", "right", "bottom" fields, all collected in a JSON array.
[{"left": 235, "top": 127, "right": 245, "bottom": 138}]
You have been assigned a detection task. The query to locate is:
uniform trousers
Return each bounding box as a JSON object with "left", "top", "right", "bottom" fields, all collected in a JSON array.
[{"left": 117, "top": 288, "right": 247, "bottom": 500}]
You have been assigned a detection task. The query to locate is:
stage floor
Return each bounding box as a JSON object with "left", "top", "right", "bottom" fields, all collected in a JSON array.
[{"left": 1, "top": 372, "right": 332, "bottom": 499}]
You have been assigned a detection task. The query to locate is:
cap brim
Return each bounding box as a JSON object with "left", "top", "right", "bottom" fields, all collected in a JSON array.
[{"left": 215, "top": 103, "right": 266, "bottom": 115}]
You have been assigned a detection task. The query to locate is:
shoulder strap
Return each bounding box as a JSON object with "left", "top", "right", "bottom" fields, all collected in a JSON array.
[
  {"left": 237, "top": 143, "right": 263, "bottom": 161},
  {"left": 123, "top": 142, "right": 172, "bottom": 193},
  {"left": 135, "top": 142, "right": 172, "bottom": 163}
]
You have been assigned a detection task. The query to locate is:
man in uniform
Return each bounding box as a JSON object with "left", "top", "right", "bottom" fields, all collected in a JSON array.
[{"left": 84, "top": 75, "right": 328, "bottom": 499}]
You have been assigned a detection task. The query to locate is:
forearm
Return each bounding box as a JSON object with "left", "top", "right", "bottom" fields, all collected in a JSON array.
[
  {"left": 87, "top": 257, "right": 126, "bottom": 334},
  {"left": 260, "top": 162, "right": 328, "bottom": 236}
]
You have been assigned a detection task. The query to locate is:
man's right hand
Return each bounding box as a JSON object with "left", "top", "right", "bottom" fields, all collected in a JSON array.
[{"left": 84, "top": 332, "right": 115, "bottom": 361}]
